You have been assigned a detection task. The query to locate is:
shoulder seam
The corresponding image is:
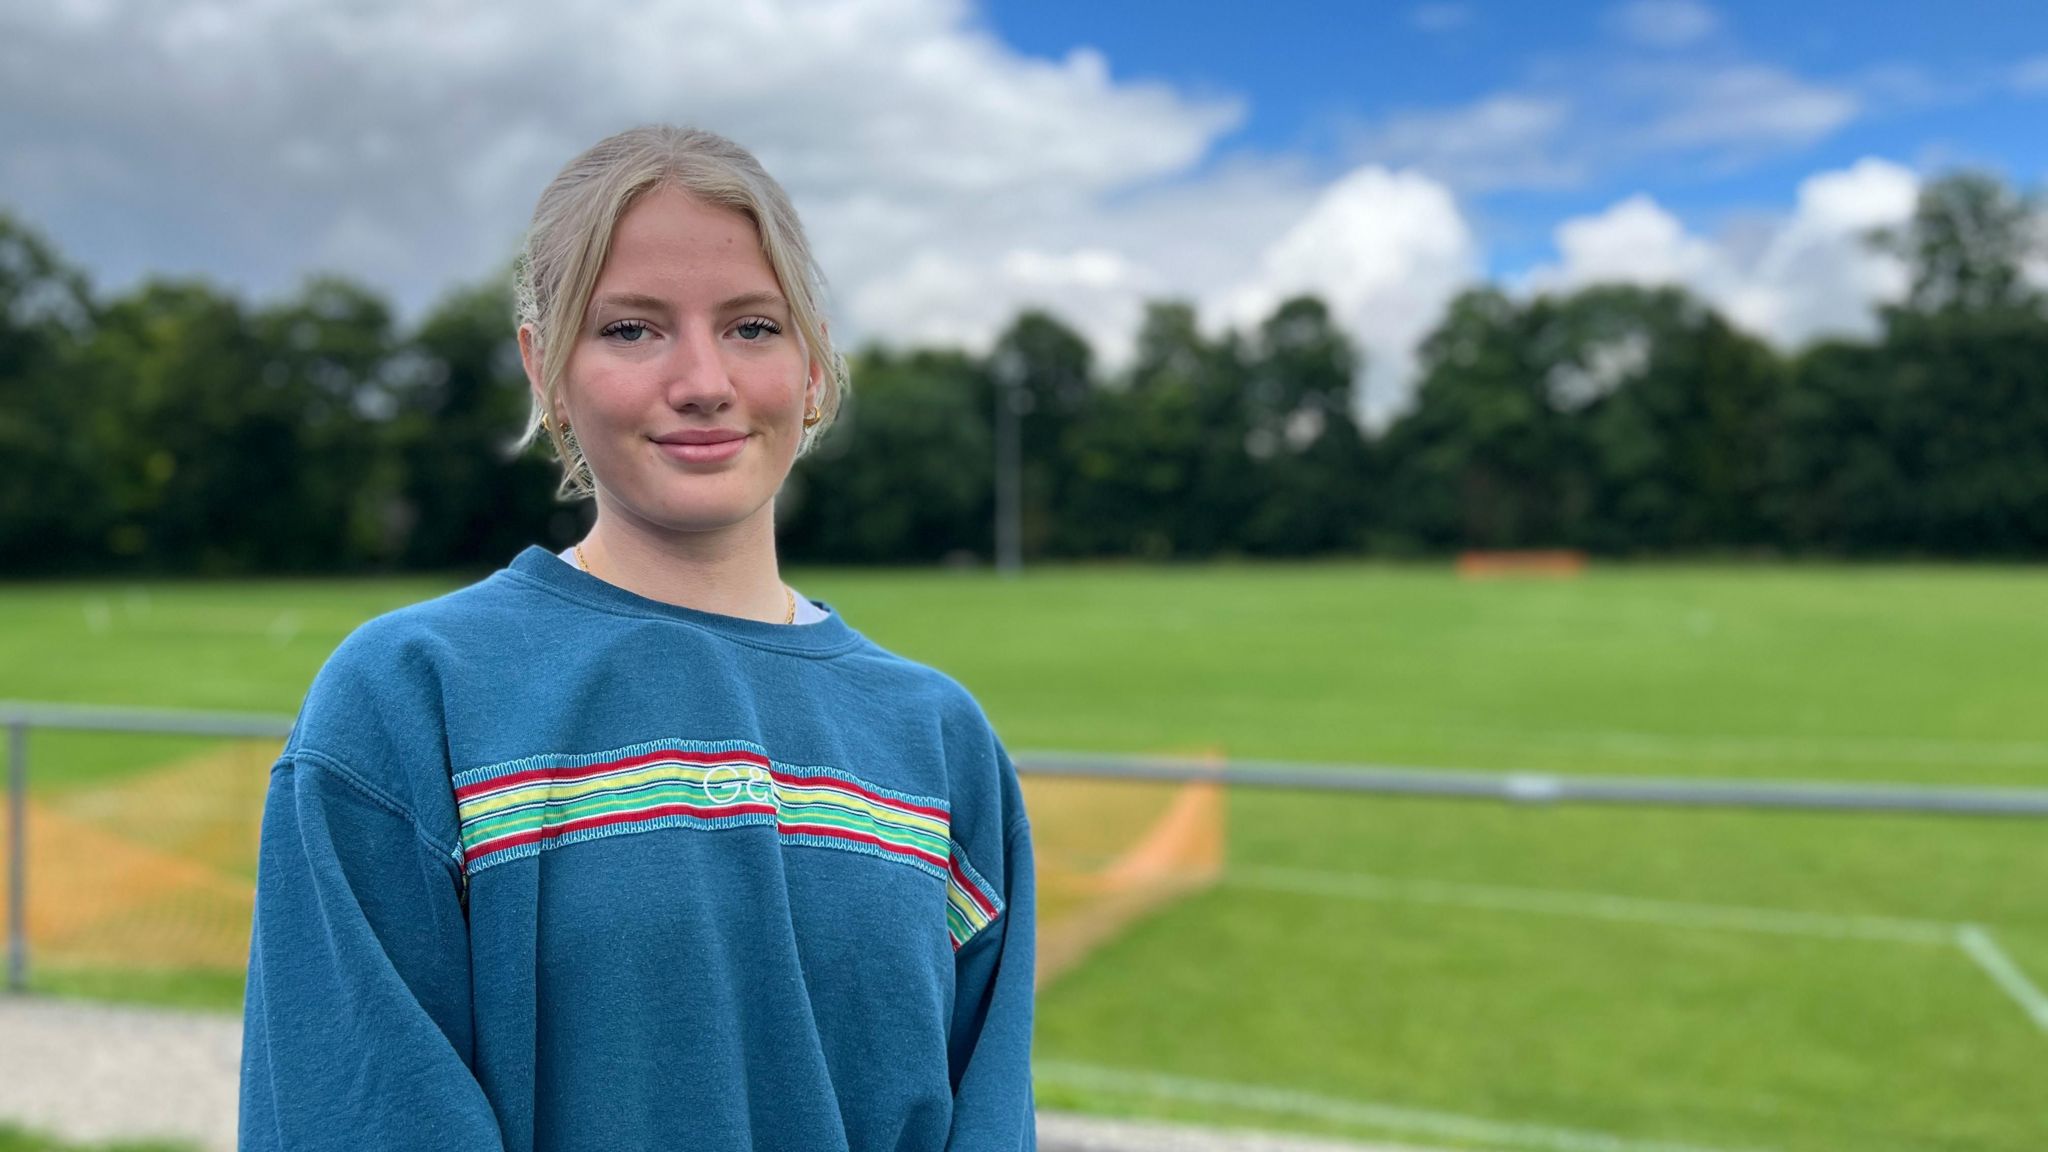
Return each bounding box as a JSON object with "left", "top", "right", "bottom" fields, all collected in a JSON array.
[{"left": 283, "top": 748, "right": 466, "bottom": 875}]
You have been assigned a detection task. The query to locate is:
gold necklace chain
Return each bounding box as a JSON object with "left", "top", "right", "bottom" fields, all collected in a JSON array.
[{"left": 575, "top": 542, "right": 795, "bottom": 624}]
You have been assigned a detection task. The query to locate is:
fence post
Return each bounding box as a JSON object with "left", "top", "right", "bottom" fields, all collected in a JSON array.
[{"left": 6, "top": 721, "right": 24, "bottom": 994}]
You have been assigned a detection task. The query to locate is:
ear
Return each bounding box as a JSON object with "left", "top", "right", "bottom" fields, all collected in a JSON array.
[
  {"left": 805, "top": 321, "right": 829, "bottom": 412},
  {"left": 518, "top": 323, "right": 562, "bottom": 425},
  {"left": 805, "top": 357, "right": 826, "bottom": 413}
]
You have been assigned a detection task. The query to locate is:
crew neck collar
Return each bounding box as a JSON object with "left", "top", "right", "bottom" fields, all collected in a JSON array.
[{"left": 503, "top": 544, "right": 861, "bottom": 658}]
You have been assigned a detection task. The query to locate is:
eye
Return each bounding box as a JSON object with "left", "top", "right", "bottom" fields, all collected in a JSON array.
[
  {"left": 600, "top": 319, "right": 651, "bottom": 343},
  {"left": 732, "top": 318, "right": 782, "bottom": 342}
]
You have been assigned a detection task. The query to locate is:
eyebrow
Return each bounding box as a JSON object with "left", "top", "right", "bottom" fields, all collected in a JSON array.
[
  {"left": 587, "top": 292, "right": 674, "bottom": 319},
  {"left": 585, "top": 290, "right": 789, "bottom": 320},
  {"left": 715, "top": 291, "right": 789, "bottom": 314}
]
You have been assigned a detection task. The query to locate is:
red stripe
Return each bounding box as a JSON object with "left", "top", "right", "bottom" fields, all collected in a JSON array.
[
  {"left": 772, "top": 771, "right": 950, "bottom": 820},
  {"left": 776, "top": 821, "right": 949, "bottom": 868},
  {"left": 466, "top": 799, "right": 776, "bottom": 860},
  {"left": 456, "top": 747, "right": 769, "bottom": 801},
  {"left": 948, "top": 850, "right": 1000, "bottom": 919}
]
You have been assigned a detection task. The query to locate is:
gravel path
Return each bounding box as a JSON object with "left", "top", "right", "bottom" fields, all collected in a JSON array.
[
  {"left": 0, "top": 995, "right": 243, "bottom": 1151},
  {"left": 0, "top": 995, "right": 1413, "bottom": 1152}
]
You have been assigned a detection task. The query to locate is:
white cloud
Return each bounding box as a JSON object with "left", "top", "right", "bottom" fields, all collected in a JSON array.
[
  {"left": 847, "top": 246, "right": 1155, "bottom": 367},
  {"left": 2013, "top": 55, "right": 2048, "bottom": 93},
  {"left": 828, "top": 155, "right": 1323, "bottom": 372},
  {"left": 0, "top": 0, "right": 1241, "bottom": 325},
  {"left": 11, "top": 0, "right": 1418, "bottom": 408},
  {"left": 1223, "top": 166, "right": 1482, "bottom": 426},
  {"left": 1525, "top": 194, "right": 1724, "bottom": 291},
  {"left": 1607, "top": 0, "right": 1721, "bottom": 48},
  {"left": 1410, "top": 3, "right": 1474, "bottom": 33},
  {"left": 1346, "top": 58, "right": 1857, "bottom": 197},
  {"left": 1635, "top": 65, "right": 1858, "bottom": 152},
  {"left": 1517, "top": 157, "right": 1920, "bottom": 349},
  {"left": 1853, "top": 63, "right": 1967, "bottom": 112},
  {"left": 1348, "top": 94, "right": 1586, "bottom": 193},
  {"left": 1722, "top": 158, "right": 1919, "bottom": 342}
]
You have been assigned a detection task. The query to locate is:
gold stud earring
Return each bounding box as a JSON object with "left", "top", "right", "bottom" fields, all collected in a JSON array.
[{"left": 802, "top": 406, "right": 822, "bottom": 428}]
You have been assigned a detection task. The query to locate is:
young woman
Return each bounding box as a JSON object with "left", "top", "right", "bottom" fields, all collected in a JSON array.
[{"left": 239, "top": 125, "right": 1037, "bottom": 1151}]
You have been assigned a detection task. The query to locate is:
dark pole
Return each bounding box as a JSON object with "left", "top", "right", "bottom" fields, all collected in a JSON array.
[
  {"left": 7, "top": 722, "right": 25, "bottom": 993},
  {"left": 993, "top": 348, "right": 1023, "bottom": 577}
]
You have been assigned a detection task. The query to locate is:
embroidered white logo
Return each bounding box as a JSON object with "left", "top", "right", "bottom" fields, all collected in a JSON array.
[{"left": 702, "top": 762, "right": 779, "bottom": 806}]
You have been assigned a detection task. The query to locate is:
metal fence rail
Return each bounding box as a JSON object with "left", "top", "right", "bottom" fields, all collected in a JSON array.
[
  {"left": 7, "top": 700, "right": 2048, "bottom": 993},
  {"left": 1017, "top": 750, "right": 2048, "bottom": 817}
]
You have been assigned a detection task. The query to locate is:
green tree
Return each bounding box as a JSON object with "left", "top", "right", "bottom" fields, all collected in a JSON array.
[
  {"left": 0, "top": 212, "right": 101, "bottom": 574},
  {"left": 1381, "top": 288, "right": 1573, "bottom": 548},
  {"left": 1780, "top": 169, "right": 2048, "bottom": 555},
  {"left": 780, "top": 347, "right": 992, "bottom": 562},
  {"left": 1063, "top": 301, "right": 1252, "bottom": 557},
  {"left": 1384, "top": 284, "right": 1785, "bottom": 553},
  {"left": 388, "top": 279, "right": 571, "bottom": 570},
  {"left": 1870, "top": 170, "right": 2045, "bottom": 319},
  {"left": 239, "top": 277, "right": 402, "bottom": 570},
  {"left": 990, "top": 311, "right": 1094, "bottom": 558},
  {"left": 1240, "top": 296, "right": 1373, "bottom": 554},
  {"left": 1566, "top": 286, "right": 1784, "bottom": 551},
  {"left": 71, "top": 278, "right": 265, "bottom": 573}
]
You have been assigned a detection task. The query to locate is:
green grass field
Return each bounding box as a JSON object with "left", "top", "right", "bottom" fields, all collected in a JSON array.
[{"left": 2, "top": 562, "right": 2044, "bottom": 1152}]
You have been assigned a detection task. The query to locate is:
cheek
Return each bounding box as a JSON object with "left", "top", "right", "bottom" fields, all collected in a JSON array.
[
  {"left": 564, "top": 359, "right": 646, "bottom": 428},
  {"left": 739, "top": 358, "right": 807, "bottom": 419}
]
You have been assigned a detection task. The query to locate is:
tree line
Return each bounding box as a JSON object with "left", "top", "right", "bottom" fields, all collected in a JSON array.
[{"left": 2, "top": 170, "right": 2044, "bottom": 576}]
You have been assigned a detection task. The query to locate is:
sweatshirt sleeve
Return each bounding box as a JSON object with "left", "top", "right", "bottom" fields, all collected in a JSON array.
[
  {"left": 239, "top": 750, "right": 506, "bottom": 1152},
  {"left": 943, "top": 753, "right": 1037, "bottom": 1150}
]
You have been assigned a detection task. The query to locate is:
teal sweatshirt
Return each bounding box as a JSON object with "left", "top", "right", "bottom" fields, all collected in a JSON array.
[{"left": 238, "top": 544, "right": 1036, "bottom": 1150}]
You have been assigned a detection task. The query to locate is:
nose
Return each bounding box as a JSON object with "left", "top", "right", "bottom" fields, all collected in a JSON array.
[{"left": 661, "top": 323, "right": 737, "bottom": 414}]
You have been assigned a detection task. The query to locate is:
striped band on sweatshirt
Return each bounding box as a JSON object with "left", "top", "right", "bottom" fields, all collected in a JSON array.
[
  {"left": 450, "top": 737, "right": 1005, "bottom": 950},
  {"left": 945, "top": 843, "right": 1004, "bottom": 950}
]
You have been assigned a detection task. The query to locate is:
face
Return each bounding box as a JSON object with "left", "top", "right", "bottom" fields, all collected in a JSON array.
[{"left": 521, "top": 184, "right": 821, "bottom": 540}]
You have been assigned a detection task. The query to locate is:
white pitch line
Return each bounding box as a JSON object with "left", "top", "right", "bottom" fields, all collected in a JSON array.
[
  {"left": 1955, "top": 924, "right": 2048, "bottom": 1034},
  {"left": 1034, "top": 1059, "right": 1774, "bottom": 1152},
  {"left": 1225, "top": 866, "right": 2048, "bottom": 1036},
  {"left": 1224, "top": 866, "right": 1957, "bottom": 945}
]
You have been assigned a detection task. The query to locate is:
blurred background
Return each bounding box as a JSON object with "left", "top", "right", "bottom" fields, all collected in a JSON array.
[{"left": 2, "top": 1, "right": 2045, "bottom": 1150}]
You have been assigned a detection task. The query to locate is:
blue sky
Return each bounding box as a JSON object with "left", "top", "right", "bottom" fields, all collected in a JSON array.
[{"left": 980, "top": 0, "right": 2048, "bottom": 276}]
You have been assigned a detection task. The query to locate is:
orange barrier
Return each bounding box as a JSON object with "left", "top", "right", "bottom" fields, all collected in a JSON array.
[{"left": 1456, "top": 550, "right": 1588, "bottom": 579}]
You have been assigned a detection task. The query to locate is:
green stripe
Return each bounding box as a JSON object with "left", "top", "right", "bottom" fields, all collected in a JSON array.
[
  {"left": 462, "top": 781, "right": 750, "bottom": 848},
  {"left": 462, "top": 763, "right": 741, "bottom": 819},
  {"left": 775, "top": 782, "right": 950, "bottom": 836},
  {"left": 465, "top": 777, "right": 948, "bottom": 853},
  {"left": 947, "top": 881, "right": 997, "bottom": 946},
  {"left": 777, "top": 804, "right": 949, "bottom": 857}
]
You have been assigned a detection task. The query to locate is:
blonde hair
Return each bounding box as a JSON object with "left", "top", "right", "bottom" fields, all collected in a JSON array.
[{"left": 510, "top": 124, "right": 848, "bottom": 500}]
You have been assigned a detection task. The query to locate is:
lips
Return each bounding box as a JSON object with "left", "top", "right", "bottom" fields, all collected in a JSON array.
[
  {"left": 652, "top": 433, "right": 747, "bottom": 465},
  {"left": 652, "top": 429, "right": 747, "bottom": 445}
]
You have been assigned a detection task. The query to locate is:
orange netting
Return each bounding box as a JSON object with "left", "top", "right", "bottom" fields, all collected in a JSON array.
[
  {"left": 1021, "top": 756, "right": 1227, "bottom": 988},
  {"left": 1, "top": 741, "right": 270, "bottom": 972},
  {"left": 1, "top": 742, "right": 1227, "bottom": 991}
]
